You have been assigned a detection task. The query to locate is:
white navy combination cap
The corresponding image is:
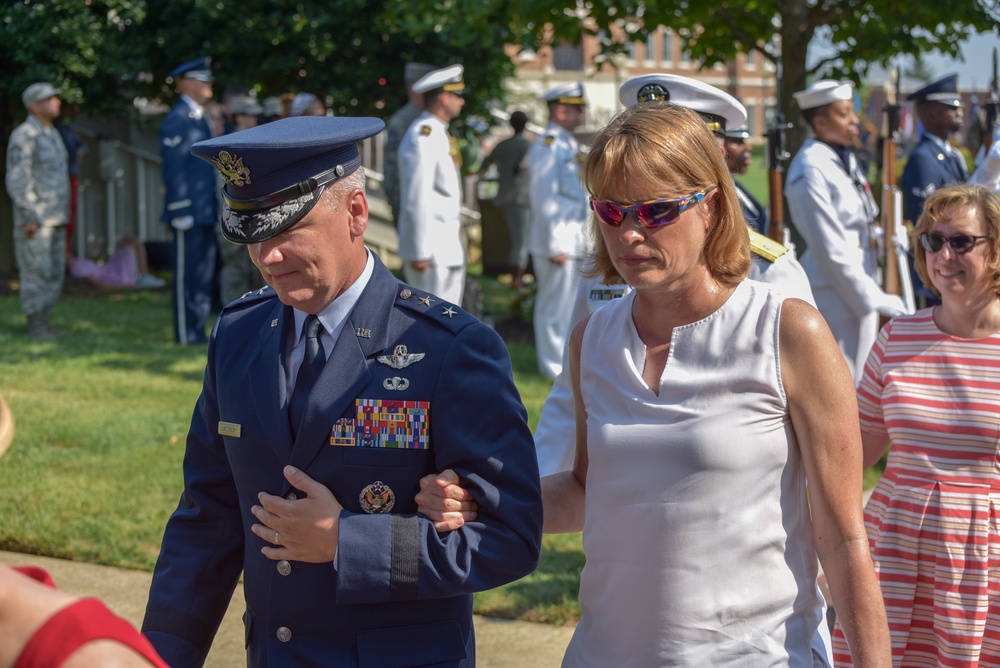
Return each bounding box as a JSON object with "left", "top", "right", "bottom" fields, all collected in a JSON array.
[
  {"left": 724, "top": 127, "right": 751, "bottom": 140},
  {"left": 619, "top": 73, "right": 746, "bottom": 134},
  {"left": 412, "top": 65, "right": 465, "bottom": 94},
  {"left": 166, "top": 56, "right": 214, "bottom": 84},
  {"left": 793, "top": 80, "right": 853, "bottom": 110},
  {"left": 191, "top": 116, "right": 385, "bottom": 244},
  {"left": 541, "top": 82, "right": 586, "bottom": 106},
  {"left": 22, "top": 82, "right": 61, "bottom": 107},
  {"left": 230, "top": 96, "right": 263, "bottom": 116}
]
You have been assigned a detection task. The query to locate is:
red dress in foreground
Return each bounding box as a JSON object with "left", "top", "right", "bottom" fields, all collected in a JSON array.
[{"left": 12, "top": 566, "right": 168, "bottom": 668}]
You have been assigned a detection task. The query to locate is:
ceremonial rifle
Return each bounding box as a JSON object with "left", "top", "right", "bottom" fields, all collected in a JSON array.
[
  {"left": 766, "top": 59, "right": 793, "bottom": 246},
  {"left": 880, "top": 69, "right": 916, "bottom": 312},
  {"left": 984, "top": 47, "right": 999, "bottom": 153}
]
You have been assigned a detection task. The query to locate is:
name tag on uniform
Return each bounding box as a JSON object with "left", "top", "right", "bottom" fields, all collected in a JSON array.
[
  {"left": 330, "top": 399, "right": 430, "bottom": 449},
  {"left": 218, "top": 421, "right": 242, "bottom": 438}
]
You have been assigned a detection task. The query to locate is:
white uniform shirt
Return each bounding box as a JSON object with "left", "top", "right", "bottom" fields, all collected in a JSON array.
[
  {"left": 785, "top": 138, "right": 887, "bottom": 316},
  {"left": 526, "top": 123, "right": 589, "bottom": 258},
  {"left": 396, "top": 112, "right": 464, "bottom": 267}
]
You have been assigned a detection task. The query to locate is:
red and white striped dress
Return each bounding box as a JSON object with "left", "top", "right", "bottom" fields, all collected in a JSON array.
[{"left": 832, "top": 308, "right": 1000, "bottom": 667}]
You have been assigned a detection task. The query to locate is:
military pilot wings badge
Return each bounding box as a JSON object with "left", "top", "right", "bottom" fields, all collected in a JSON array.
[{"left": 377, "top": 345, "right": 425, "bottom": 370}]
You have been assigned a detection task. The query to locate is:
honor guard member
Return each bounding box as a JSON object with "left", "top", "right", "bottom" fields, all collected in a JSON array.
[
  {"left": 141, "top": 116, "right": 542, "bottom": 667},
  {"left": 534, "top": 74, "right": 818, "bottom": 476},
  {"left": 160, "top": 56, "right": 220, "bottom": 344},
  {"left": 5, "top": 82, "right": 69, "bottom": 340},
  {"left": 902, "top": 73, "right": 967, "bottom": 306},
  {"left": 724, "top": 127, "right": 768, "bottom": 235},
  {"left": 786, "top": 80, "right": 909, "bottom": 383},
  {"left": 383, "top": 62, "right": 435, "bottom": 224},
  {"left": 527, "top": 82, "right": 590, "bottom": 379},
  {"left": 397, "top": 64, "right": 467, "bottom": 305}
]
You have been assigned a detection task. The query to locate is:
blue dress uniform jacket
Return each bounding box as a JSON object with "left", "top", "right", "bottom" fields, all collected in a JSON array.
[
  {"left": 160, "top": 98, "right": 220, "bottom": 343},
  {"left": 901, "top": 134, "right": 968, "bottom": 224},
  {"left": 160, "top": 100, "right": 218, "bottom": 227},
  {"left": 142, "top": 255, "right": 543, "bottom": 668},
  {"left": 734, "top": 180, "right": 768, "bottom": 236}
]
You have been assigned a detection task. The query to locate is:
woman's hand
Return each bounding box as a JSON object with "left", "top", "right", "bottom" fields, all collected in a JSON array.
[{"left": 415, "top": 469, "right": 478, "bottom": 532}]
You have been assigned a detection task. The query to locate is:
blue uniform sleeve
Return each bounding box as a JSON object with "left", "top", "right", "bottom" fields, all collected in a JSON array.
[
  {"left": 142, "top": 325, "right": 246, "bottom": 667},
  {"left": 334, "top": 321, "right": 543, "bottom": 603},
  {"left": 901, "top": 146, "right": 939, "bottom": 223},
  {"left": 160, "top": 112, "right": 203, "bottom": 223}
]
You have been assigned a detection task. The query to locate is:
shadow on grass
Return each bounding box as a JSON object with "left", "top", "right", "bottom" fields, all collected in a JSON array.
[{"left": 0, "top": 285, "right": 209, "bottom": 384}]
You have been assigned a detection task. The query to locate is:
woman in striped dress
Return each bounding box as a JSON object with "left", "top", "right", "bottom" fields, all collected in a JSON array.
[{"left": 832, "top": 184, "right": 1000, "bottom": 667}]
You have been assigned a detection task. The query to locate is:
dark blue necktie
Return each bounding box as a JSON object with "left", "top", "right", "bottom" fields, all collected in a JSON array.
[{"left": 289, "top": 314, "right": 326, "bottom": 437}]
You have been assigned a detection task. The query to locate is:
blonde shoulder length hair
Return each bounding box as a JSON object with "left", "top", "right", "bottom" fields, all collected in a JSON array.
[{"left": 582, "top": 102, "right": 750, "bottom": 286}]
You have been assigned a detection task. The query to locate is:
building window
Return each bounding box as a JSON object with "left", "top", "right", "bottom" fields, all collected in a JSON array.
[
  {"left": 680, "top": 39, "right": 692, "bottom": 67},
  {"left": 626, "top": 38, "right": 639, "bottom": 64},
  {"left": 661, "top": 28, "right": 673, "bottom": 64},
  {"left": 745, "top": 103, "right": 757, "bottom": 135},
  {"left": 645, "top": 33, "right": 656, "bottom": 66},
  {"left": 745, "top": 49, "right": 757, "bottom": 70},
  {"left": 552, "top": 42, "right": 583, "bottom": 71}
]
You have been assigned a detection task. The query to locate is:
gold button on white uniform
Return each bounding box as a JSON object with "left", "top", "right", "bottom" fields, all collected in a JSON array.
[{"left": 276, "top": 626, "right": 292, "bottom": 642}]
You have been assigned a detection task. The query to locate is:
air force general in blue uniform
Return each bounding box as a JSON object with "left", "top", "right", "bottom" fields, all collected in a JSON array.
[
  {"left": 160, "top": 57, "right": 220, "bottom": 344},
  {"left": 141, "top": 116, "right": 543, "bottom": 667}
]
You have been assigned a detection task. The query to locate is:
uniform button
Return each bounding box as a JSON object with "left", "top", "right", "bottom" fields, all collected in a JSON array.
[
  {"left": 285, "top": 491, "right": 297, "bottom": 501},
  {"left": 277, "top": 560, "right": 291, "bottom": 576},
  {"left": 276, "top": 626, "right": 292, "bottom": 643}
]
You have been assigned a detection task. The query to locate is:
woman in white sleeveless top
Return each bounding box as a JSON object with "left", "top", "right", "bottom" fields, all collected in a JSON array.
[{"left": 418, "top": 104, "right": 890, "bottom": 666}]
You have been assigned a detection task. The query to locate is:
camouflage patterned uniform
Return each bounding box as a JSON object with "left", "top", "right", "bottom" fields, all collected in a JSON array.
[{"left": 5, "top": 114, "right": 69, "bottom": 327}]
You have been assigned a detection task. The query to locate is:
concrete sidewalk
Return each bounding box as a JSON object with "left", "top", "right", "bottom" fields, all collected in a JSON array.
[{"left": 0, "top": 551, "right": 574, "bottom": 667}]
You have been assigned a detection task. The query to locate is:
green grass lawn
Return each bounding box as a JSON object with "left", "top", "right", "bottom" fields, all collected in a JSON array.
[{"left": 0, "top": 277, "right": 584, "bottom": 624}]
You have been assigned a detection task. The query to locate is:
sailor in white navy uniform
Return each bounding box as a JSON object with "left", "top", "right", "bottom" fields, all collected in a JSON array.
[
  {"left": 723, "top": 127, "right": 768, "bottom": 235},
  {"left": 396, "top": 64, "right": 467, "bottom": 305},
  {"left": 527, "top": 82, "right": 590, "bottom": 380},
  {"left": 160, "top": 56, "right": 220, "bottom": 345},
  {"left": 785, "top": 80, "right": 910, "bottom": 383}
]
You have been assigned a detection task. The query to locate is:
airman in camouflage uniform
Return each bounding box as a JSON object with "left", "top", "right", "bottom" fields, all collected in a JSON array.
[{"left": 5, "top": 82, "right": 70, "bottom": 340}]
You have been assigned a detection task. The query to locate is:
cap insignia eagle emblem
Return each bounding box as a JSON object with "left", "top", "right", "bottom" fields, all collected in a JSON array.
[{"left": 211, "top": 150, "right": 252, "bottom": 187}]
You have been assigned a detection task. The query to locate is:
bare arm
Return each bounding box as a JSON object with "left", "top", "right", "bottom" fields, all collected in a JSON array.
[
  {"left": 861, "top": 430, "right": 891, "bottom": 471},
  {"left": 780, "top": 298, "right": 891, "bottom": 667},
  {"left": 541, "top": 315, "right": 590, "bottom": 534}
]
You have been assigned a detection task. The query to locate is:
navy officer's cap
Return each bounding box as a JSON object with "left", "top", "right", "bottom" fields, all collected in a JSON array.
[
  {"left": 191, "top": 116, "right": 384, "bottom": 244},
  {"left": 907, "top": 73, "right": 962, "bottom": 108},
  {"left": 167, "top": 56, "right": 214, "bottom": 84}
]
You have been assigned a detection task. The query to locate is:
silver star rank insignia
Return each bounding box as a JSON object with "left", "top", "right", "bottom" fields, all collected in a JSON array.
[
  {"left": 419, "top": 296, "right": 434, "bottom": 307},
  {"left": 441, "top": 307, "right": 456, "bottom": 319}
]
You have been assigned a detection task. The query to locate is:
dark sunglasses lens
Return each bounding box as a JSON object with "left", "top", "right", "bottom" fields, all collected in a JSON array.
[
  {"left": 635, "top": 201, "right": 681, "bottom": 227},
  {"left": 591, "top": 201, "right": 623, "bottom": 226},
  {"left": 921, "top": 233, "right": 945, "bottom": 253},
  {"left": 950, "top": 235, "right": 977, "bottom": 252}
]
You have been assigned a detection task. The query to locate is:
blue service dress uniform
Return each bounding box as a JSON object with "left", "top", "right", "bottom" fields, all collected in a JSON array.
[
  {"left": 160, "top": 97, "right": 220, "bottom": 344},
  {"left": 901, "top": 133, "right": 968, "bottom": 305},
  {"left": 142, "top": 253, "right": 542, "bottom": 667}
]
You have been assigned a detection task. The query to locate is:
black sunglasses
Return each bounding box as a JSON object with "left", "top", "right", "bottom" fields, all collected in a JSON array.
[{"left": 918, "top": 232, "right": 992, "bottom": 255}]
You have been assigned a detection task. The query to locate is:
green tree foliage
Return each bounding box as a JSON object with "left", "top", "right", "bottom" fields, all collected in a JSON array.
[{"left": 513, "top": 0, "right": 999, "bottom": 152}]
